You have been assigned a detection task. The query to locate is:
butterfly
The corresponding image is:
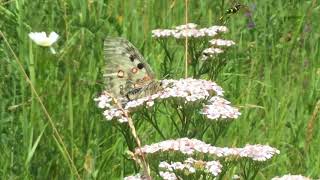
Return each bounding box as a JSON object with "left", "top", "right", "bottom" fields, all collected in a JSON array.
[{"left": 103, "top": 37, "right": 162, "bottom": 103}]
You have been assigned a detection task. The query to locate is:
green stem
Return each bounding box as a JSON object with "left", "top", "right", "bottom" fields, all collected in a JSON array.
[
  {"left": 28, "top": 40, "right": 36, "bottom": 123},
  {"left": 68, "top": 73, "right": 74, "bottom": 161}
]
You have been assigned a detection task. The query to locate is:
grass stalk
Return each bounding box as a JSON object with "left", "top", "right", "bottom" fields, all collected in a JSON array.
[{"left": 184, "top": 0, "right": 188, "bottom": 78}]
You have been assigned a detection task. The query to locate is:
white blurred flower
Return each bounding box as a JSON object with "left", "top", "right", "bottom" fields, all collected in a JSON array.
[
  {"left": 272, "top": 174, "right": 311, "bottom": 180},
  {"left": 207, "top": 25, "right": 229, "bottom": 33},
  {"left": 29, "top": 32, "right": 59, "bottom": 54},
  {"left": 209, "top": 39, "right": 235, "bottom": 47},
  {"left": 152, "top": 29, "right": 175, "bottom": 38},
  {"left": 124, "top": 173, "right": 148, "bottom": 180},
  {"left": 152, "top": 24, "right": 228, "bottom": 39},
  {"left": 94, "top": 95, "right": 112, "bottom": 109},
  {"left": 159, "top": 171, "right": 177, "bottom": 180},
  {"left": 175, "top": 23, "right": 198, "bottom": 30},
  {"left": 200, "top": 28, "right": 218, "bottom": 37},
  {"left": 239, "top": 144, "right": 280, "bottom": 161},
  {"left": 28, "top": 32, "right": 59, "bottom": 47}
]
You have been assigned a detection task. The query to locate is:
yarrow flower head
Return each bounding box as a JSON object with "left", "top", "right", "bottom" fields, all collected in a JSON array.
[
  {"left": 239, "top": 144, "right": 280, "bottom": 161},
  {"left": 94, "top": 92, "right": 129, "bottom": 123},
  {"left": 201, "top": 96, "right": 241, "bottom": 120},
  {"left": 272, "top": 174, "right": 311, "bottom": 180},
  {"left": 201, "top": 47, "right": 224, "bottom": 60},
  {"left": 174, "top": 23, "right": 198, "bottom": 30},
  {"left": 152, "top": 23, "right": 228, "bottom": 39},
  {"left": 135, "top": 138, "right": 280, "bottom": 162},
  {"left": 125, "top": 78, "right": 224, "bottom": 110},
  {"left": 209, "top": 39, "right": 235, "bottom": 47},
  {"left": 159, "top": 171, "right": 177, "bottom": 180},
  {"left": 201, "top": 39, "right": 235, "bottom": 60},
  {"left": 159, "top": 158, "right": 222, "bottom": 177},
  {"left": 124, "top": 173, "right": 148, "bottom": 180},
  {"left": 134, "top": 138, "right": 211, "bottom": 155},
  {"left": 95, "top": 79, "right": 240, "bottom": 123}
]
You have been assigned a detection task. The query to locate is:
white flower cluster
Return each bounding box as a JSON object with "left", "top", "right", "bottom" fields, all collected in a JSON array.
[
  {"left": 123, "top": 171, "right": 311, "bottom": 180},
  {"left": 175, "top": 23, "right": 198, "bottom": 30},
  {"left": 135, "top": 138, "right": 280, "bottom": 162},
  {"left": 272, "top": 174, "right": 311, "bottom": 180},
  {"left": 239, "top": 144, "right": 281, "bottom": 161},
  {"left": 209, "top": 39, "right": 235, "bottom": 47},
  {"left": 201, "top": 96, "right": 241, "bottom": 120},
  {"left": 159, "top": 171, "right": 177, "bottom": 180},
  {"left": 94, "top": 93, "right": 129, "bottom": 123},
  {"left": 159, "top": 158, "right": 222, "bottom": 177},
  {"left": 202, "top": 47, "right": 224, "bottom": 55},
  {"left": 123, "top": 173, "right": 148, "bottom": 180},
  {"left": 152, "top": 23, "right": 228, "bottom": 39},
  {"left": 201, "top": 39, "right": 236, "bottom": 60},
  {"left": 125, "top": 78, "right": 224, "bottom": 110},
  {"left": 95, "top": 79, "right": 239, "bottom": 123}
]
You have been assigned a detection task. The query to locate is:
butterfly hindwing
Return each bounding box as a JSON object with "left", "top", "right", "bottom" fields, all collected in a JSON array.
[{"left": 103, "top": 37, "right": 158, "bottom": 101}]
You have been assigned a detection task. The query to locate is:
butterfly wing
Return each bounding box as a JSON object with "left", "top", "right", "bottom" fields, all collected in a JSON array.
[{"left": 103, "top": 37, "right": 156, "bottom": 101}]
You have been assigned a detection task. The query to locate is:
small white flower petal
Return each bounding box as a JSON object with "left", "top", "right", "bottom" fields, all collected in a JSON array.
[{"left": 48, "top": 32, "right": 59, "bottom": 43}]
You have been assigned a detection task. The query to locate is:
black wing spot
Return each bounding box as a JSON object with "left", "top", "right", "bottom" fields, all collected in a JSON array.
[
  {"left": 129, "top": 53, "right": 138, "bottom": 62},
  {"left": 203, "top": 52, "right": 209, "bottom": 56},
  {"left": 137, "top": 63, "right": 144, "bottom": 69}
]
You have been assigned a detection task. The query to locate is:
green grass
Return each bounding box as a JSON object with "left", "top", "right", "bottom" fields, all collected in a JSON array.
[{"left": 1, "top": 0, "right": 319, "bottom": 179}]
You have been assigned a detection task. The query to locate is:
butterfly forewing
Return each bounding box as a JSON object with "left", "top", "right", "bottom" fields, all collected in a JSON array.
[{"left": 103, "top": 37, "right": 160, "bottom": 101}]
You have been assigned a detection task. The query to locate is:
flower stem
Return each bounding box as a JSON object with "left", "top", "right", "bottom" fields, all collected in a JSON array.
[
  {"left": 28, "top": 39, "right": 36, "bottom": 123},
  {"left": 184, "top": 0, "right": 188, "bottom": 78}
]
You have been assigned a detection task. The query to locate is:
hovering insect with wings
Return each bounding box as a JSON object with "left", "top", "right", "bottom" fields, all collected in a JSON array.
[
  {"left": 103, "top": 38, "right": 163, "bottom": 103},
  {"left": 219, "top": 1, "right": 253, "bottom": 26},
  {"left": 226, "top": 2, "right": 242, "bottom": 14}
]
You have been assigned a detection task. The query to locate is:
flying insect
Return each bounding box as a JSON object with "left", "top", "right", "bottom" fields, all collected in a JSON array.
[
  {"left": 219, "top": 2, "right": 253, "bottom": 25},
  {"left": 226, "top": 3, "right": 242, "bottom": 14}
]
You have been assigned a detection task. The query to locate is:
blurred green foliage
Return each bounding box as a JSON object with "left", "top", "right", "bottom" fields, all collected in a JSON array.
[{"left": 0, "top": 0, "right": 319, "bottom": 179}]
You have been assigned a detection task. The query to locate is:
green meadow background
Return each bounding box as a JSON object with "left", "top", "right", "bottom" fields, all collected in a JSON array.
[{"left": 1, "top": 0, "right": 319, "bottom": 179}]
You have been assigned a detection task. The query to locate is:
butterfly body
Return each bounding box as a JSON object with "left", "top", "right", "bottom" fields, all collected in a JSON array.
[
  {"left": 226, "top": 3, "right": 242, "bottom": 14},
  {"left": 103, "top": 37, "right": 162, "bottom": 102}
]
